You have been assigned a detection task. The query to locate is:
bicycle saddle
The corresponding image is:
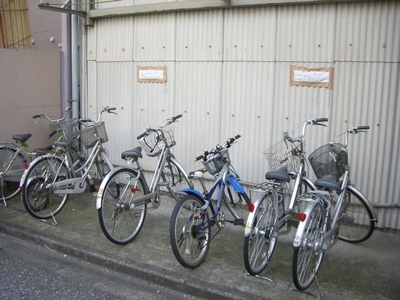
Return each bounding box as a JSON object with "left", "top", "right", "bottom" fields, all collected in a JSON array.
[
  {"left": 265, "top": 167, "right": 290, "bottom": 182},
  {"left": 33, "top": 145, "right": 53, "bottom": 154},
  {"left": 12, "top": 133, "right": 32, "bottom": 143},
  {"left": 314, "top": 175, "right": 341, "bottom": 192},
  {"left": 121, "top": 146, "right": 143, "bottom": 159}
]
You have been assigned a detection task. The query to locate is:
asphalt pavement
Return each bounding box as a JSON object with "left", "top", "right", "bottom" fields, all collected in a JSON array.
[{"left": 0, "top": 192, "right": 399, "bottom": 300}]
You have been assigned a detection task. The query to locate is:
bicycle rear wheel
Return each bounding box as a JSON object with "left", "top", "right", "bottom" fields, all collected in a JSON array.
[
  {"left": 169, "top": 195, "right": 210, "bottom": 268},
  {"left": 243, "top": 193, "right": 278, "bottom": 275},
  {"left": 162, "top": 157, "right": 192, "bottom": 201},
  {"left": 223, "top": 182, "right": 249, "bottom": 224},
  {"left": 338, "top": 187, "right": 375, "bottom": 243},
  {"left": 0, "top": 145, "right": 27, "bottom": 201},
  {"left": 292, "top": 203, "right": 325, "bottom": 291},
  {"left": 97, "top": 167, "right": 147, "bottom": 245},
  {"left": 21, "top": 155, "right": 69, "bottom": 219}
]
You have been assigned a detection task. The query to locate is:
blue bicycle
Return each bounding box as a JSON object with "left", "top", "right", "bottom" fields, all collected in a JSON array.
[{"left": 169, "top": 134, "right": 254, "bottom": 268}]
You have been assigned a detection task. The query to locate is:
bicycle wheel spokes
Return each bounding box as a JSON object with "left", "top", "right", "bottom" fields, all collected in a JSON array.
[
  {"left": 292, "top": 204, "right": 325, "bottom": 291},
  {"left": 98, "top": 168, "right": 147, "bottom": 245},
  {"left": 0, "top": 146, "right": 26, "bottom": 200},
  {"left": 170, "top": 195, "right": 210, "bottom": 268},
  {"left": 244, "top": 193, "right": 278, "bottom": 275},
  {"left": 338, "top": 189, "right": 375, "bottom": 243},
  {"left": 223, "top": 183, "right": 249, "bottom": 223},
  {"left": 22, "top": 155, "right": 69, "bottom": 219},
  {"left": 162, "top": 159, "right": 191, "bottom": 201}
]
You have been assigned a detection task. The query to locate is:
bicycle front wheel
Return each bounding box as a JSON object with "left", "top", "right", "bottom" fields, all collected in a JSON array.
[
  {"left": 338, "top": 187, "right": 375, "bottom": 243},
  {"left": 98, "top": 168, "right": 147, "bottom": 245},
  {"left": 292, "top": 203, "right": 325, "bottom": 291},
  {"left": 21, "top": 155, "right": 69, "bottom": 219},
  {"left": 162, "top": 157, "right": 192, "bottom": 201},
  {"left": 169, "top": 195, "right": 210, "bottom": 268},
  {"left": 223, "top": 182, "right": 250, "bottom": 224},
  {"left": 0, "top": 145, "right": 27, "bottom": 201},
  {"left": 243, "top": 192, "right": 278, "bottom": 275}
]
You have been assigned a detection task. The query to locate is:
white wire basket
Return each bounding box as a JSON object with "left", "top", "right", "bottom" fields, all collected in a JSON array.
[
  {"left": 138, "top": 124, "right": 175, "bottom": 157},
  {"left": 80, "top": 121, "right": 108, "bottom": 149},
  {"left": 263, "top": 140, "right": 302, "bottom": 172},
  {"left": 49, "top": 119, "right": 79, "bottom": 140}
]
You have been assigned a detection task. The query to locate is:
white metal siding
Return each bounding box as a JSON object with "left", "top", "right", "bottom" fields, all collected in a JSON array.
[{"left": 84, "top": 1, "right": 400, "bottom": 229}]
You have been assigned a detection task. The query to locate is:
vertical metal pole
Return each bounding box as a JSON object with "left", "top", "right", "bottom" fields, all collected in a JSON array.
[{"left": 71, "top": 0, "right": 79, "bottom": 120}]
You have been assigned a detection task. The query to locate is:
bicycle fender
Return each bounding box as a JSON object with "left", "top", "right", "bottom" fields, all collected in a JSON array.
[
  {"left": 96, "top": 166, "right": 127, "bottom": 209},
  {"left": 244, "top": 189, "right": 269, "bottom": 237},
  {"left": 178, "top": 188, "right": 204, "bottom": 200},
  {"left": 347, "top": 185, "right": 378, "bottom": 223},
  {"left": 19, "top": 154, "right": 55, "bottom": 188},
  {"left": 227, "top": 176, "right": 245, "bottom": 194},
  {"left": 293, "top": 199, "right": 319, "bottom": 248}
]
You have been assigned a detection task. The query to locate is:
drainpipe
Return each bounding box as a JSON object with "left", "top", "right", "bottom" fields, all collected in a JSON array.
[{"left": 71, "top": 0, "right": 79, "bottom": 120}]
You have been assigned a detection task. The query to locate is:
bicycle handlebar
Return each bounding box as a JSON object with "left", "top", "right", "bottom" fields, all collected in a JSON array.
[
  {"left": 284, "top": 117, "right": 328, "bottom": 143},
  {"left": 194, "top": 134, "right": 241, "bottom": 162},
  {"left": 32, "top": 107, "right": 71, "bottom": 124},
  {"left": 80, "top": 105, "right": 117, "bottom": 127},
  {"left": 332, "top": 125, "right": 370, "bottom": 148},
  {"left": 136, "top": 114, "right": 182, "bottom": 139}
]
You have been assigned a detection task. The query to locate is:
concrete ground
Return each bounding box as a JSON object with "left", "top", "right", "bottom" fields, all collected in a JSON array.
[{"left": 0, "top": 192, "right": 399, "bottom": 300}]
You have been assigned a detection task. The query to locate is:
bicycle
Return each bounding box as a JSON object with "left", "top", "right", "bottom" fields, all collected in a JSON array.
[
  {"left": 0, "top": 107, "right": 73, "bottom": 207},
  {"left": 292, "top": 125, "right": 378, "bottom": 292},
  {"left": 169, "top": 134, "right": 253, "bottom": 269},
  {"left": 243, "top": 118, "right": 328, "bottom": 276},
  {"left": 96, "top": 114, "right": 194, "bottom": 245},
  {"left": 19, "top": 106, "right": 117, "bottom": 223}
]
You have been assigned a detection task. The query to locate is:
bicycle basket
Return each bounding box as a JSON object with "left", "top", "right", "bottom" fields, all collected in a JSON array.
[
  {"left": 308, "top": 143, "right": 348, "bottom": 179},
  {"left": 203, "top": 149, "right": 230, "bottom": 175},
  {"left": 49, "top": 119, "right": 78, "bottom": 140},
  {"left": 138, "top": 124, "right": 176, "bottom": 157},
  {"left": 264, "top": 140, "right": 302, "bottom": 172},
  {"left": 79, "top": 121, "right": 109, "bottom": 149}
]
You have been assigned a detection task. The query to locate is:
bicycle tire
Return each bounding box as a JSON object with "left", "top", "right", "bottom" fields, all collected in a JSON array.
[
  {"left": 0, "top": 145, "right": 27, "bottom": 201},
  {"left": 161, "top": 157, "right": 191, "bottom": 201},
  {"left": 223, "top": 182, "right": 249, "bottom": 224},
  {"left": 21, "top": 155, "right": 69, "bottom": 219},
  {"left": 243, "top": 192, "right": 278, "bottom": 275},
  {"left": 292, "top": 203, "right": 325, "bottom": 291},
  {"left": 338, "top": 187, "right": 375, "bottom": 243},
  {"left": 98, "top": 167, "right": 147, "bottom": 245},
  {"left": 169, "top": 194, "right": 210, "bottom": 268},
  {"left": 93, "top": 152, "right": 113, "bottom": 187}
]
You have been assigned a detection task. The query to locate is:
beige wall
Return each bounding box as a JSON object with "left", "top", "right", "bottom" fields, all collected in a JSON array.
[{"left": 0, "top": 48, "right": 62, "bottom": 150}]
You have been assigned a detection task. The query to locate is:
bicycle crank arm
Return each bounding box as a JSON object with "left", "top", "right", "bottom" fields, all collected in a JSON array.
[{"left": 47, "top": 178, "right": 86, "bottom": 194}]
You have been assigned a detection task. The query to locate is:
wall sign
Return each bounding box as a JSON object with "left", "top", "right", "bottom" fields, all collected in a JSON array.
[
  {"left": 290, "top": 66, "right": 334, "bottom": 89},
  {"left": 138, "top": 66, "right": 167, "bottom": 83}
]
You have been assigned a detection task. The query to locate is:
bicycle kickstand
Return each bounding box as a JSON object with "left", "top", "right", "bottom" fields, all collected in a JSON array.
[{"left": 244, "top": 263, "right": 274, "bottom": 283}]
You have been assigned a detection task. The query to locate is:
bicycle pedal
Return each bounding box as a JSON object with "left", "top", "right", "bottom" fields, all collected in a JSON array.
[
  {"left": 233, "top": 218, "right": 244, "bottom": 226},
  {"left": 158, "top": 181, "right": 169, "bottom": 187}
]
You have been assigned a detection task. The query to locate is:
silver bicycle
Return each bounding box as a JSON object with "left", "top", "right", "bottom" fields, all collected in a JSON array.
[
  {"left": 20, "top": 106, "right": 117, "bottom": 223},
  {"left": 292, "top": 125, "right": 378, "bottom": 292},
  {"left": 96, "top": 114, "right": 193, "bottom": 245}
]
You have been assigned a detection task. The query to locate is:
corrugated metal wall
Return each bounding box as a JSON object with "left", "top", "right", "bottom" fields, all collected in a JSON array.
[{"left": 83, "top": 1, "right": 400, "bottom": 229}]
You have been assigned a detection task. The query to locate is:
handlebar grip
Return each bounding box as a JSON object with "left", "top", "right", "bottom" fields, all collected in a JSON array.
[
  {"left": 108, "top": 107, "right": 116, "bottom": 111},
  {"left": 233, "top": 134, "right": 241, "bottom": 140},
  {"left": 357, "top": 125, "right": 370, "bottom": 130},
  {"left": 315, "top": 117, "right": 328, "bottom": 123},
  {"left": 32, "top": 115, "right": 42, "bottom": 119},
  {"left": 48, "top": 130, "right": 57, "bottom": 138},
  {"left": 194, "top": 154, "right": 205, "bottom": 162},
  {"left": 172, "top": 114, "right": 183, "bottom": 121},
  {"left": 137, "top": 132, "right": 147, "bottom": 139}
]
